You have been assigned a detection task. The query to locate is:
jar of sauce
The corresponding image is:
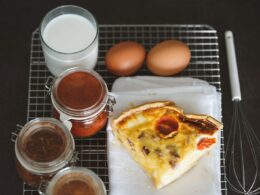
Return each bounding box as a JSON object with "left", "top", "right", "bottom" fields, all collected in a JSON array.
[
  {"left": 14, "top": 118, "right": 76, "bottom": 187},
  {"left": 44, "top": 167, "right": 106, "bottom": 195},
  {"left": 49, "top": 67, "right": 115, "bottom": 137}
]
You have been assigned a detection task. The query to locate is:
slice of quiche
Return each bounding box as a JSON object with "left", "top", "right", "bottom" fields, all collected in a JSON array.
[{"left": 112, "top": 101, "right": 223, "bottom": 189}]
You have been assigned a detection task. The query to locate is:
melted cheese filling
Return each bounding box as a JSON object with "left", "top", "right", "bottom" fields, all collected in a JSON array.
[{"left": 114, "top": 108, "right": 204, "bottom": 185}]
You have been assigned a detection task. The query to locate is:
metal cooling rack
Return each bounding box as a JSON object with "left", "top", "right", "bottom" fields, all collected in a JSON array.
[{"left": 24, "top": 24, "right": 227, "bottom": 195}]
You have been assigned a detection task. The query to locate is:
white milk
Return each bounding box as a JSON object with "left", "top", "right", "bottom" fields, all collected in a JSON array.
[{"left": 42, "top": 14, "right": 98, "bottom": 76}]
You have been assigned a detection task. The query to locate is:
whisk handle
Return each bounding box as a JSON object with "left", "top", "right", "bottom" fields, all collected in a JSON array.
[{"left": 225, "top": 31, "right": 242, "bottom": 101}]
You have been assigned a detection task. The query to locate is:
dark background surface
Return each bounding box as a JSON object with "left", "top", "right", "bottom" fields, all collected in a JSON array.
[{"left": 0, "top": 0, "right": 259, "bottom": 194}]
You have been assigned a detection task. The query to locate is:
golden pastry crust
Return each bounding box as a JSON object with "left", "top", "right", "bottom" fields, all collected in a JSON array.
[
  {"left": 112, "top": 101, "right": 223, "bottom": 188},
  {"left": 113, "top": 101, "right": 223, "bottom": 131}
]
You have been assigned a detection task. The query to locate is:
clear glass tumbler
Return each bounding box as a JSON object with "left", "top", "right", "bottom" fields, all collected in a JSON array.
[{"left": 40, "top": 5, "right": 99, "bottom": 76}]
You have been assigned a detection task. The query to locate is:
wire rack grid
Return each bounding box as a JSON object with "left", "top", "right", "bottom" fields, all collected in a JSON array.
[{"left": 23, "top": 24, "right": 227, "bottom": 195}]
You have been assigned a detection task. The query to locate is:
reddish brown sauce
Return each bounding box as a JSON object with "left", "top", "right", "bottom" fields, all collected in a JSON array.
[
  {"left": 23, "top": 128, "right": 65, "bottom": 162},
  {"left": 70, "top": 112, "right": 108, "bottom": 137},
  {"left": 57, "top": 71, "right": 103, "bottom": 109},
  {"left": 156, "top": 116, "right": 179, "bottom": 135},
  {"left": 53, "top": 108, "right": 108, "bottom": 137},
  {"left": 53, "top": 174, "right": 98, "bottom": 195}
]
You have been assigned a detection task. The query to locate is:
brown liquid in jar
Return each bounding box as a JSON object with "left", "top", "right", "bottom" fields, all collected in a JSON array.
[
  {"left": 16, "top": 126, "right": 67, "bottom": 187},
  {"left": 53, "top": 173, "right": 99, "bottom": 195},
  {"left": 57, "top": 71, "right": 103, "bottom": 110},
  {"left": 53, "top": 71, "right": 109, "bottom": 137},
  {"left": 16, "top": 159, "right": 53, "bottom": 187},
  {"left": 23, "top": 128, "right": 66, "bottom": 162}
]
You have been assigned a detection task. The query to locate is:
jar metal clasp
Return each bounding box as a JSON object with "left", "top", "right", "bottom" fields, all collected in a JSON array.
[
  {"left": 105, "top": 94, "right": 116, "bottom": 115},
  {"left": 11, "top": 124, "right": 23, "bottom": 142},
  {"left": 38, "top": 180, "right": 48, "bottom": 195},
  {"left": 44, "top": 76, "right": 55, "bottom": 97},
  {"left": 69, "top": 150, "right": 79, "bottom": 166}
]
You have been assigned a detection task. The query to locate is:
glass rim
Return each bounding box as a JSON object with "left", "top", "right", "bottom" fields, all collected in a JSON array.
[
  {"left": 51, "top": 67, "right": 108, "bottom": 119},
  {"left": 15, "top": 117, "right": 75, "bottom": 174},
  {"left": 39, "top": 5, "right": 99, "bottom": 55},
  {"left": 46, "top": 167, "right": 106, "bottom": 195}
]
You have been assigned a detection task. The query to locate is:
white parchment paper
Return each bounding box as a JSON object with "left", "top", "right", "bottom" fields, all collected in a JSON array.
[{"left": 107, "top": 77, "right": 222, "bottom": 195}]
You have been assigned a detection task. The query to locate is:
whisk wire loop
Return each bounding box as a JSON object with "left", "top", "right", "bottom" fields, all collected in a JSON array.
[{"left": 225, "top": 102, "right": 260, "bottom": 195}]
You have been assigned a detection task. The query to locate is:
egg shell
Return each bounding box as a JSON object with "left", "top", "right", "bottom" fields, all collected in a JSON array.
[
  {"left": 147, "top": 40, "right": 191, "bottom": 76},
  {"left": 105, "top": 41, "right": 146, "bottom": 76}
]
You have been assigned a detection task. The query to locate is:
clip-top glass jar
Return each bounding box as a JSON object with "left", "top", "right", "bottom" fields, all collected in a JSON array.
[
  {"left": 42, "top": 167, "right": 106, "bottom": 195},
  {"left": 49, "top": 67, "right": 115, "bottom": 137},
  {"left": 14, "top": 118, "right": 76, "bottom": 187}
]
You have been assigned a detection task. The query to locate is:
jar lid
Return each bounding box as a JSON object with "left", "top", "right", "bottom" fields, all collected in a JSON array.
[
  {"left": 15, "top": 118, "right": 75, "bottom": 174},
  {"left": 51, "top": 67, "right": 108, "bottom": 119},
  {"left": 45, "top": 167, "right": 106, "bottom": 195}
]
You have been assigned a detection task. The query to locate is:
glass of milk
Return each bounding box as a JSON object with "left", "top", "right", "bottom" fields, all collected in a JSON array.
[{"left": 40, "top": 5, "right": 98, "bottom": 76}]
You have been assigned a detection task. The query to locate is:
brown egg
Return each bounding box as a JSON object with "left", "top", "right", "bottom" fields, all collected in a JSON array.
[
  {"left": 146, "top": 40, "right": 191, "bottom": 76},
  {"left": 105, "top": 41, "right": 145, "bottom": 76}
]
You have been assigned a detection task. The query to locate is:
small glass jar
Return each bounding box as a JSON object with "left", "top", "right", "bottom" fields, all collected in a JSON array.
[
  {"left": 14, "top": 118, "right": 76, "bottom": 187},
  {"left": 48, "top": 67, "right": 115, "bottom": 137},
  {"left": 43, "top": 167, "right": 106, "bottom": 195}
]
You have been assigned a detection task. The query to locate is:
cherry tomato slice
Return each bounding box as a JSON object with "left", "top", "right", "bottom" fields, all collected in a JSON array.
[{"left": 197, "top": 138, "right": 216, "bottom": 150}]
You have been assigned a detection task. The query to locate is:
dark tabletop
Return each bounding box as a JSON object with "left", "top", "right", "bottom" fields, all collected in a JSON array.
[{"left": 0, "top": 0, "right": 259, "bottom": 194}]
